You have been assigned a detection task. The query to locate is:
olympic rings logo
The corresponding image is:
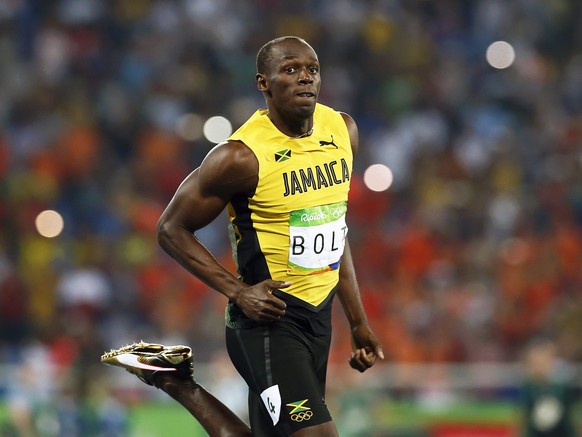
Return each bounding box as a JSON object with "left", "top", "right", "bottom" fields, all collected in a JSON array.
[
  {"left": 328, "top": 206, "right": 345, "bottom": 219},
  {"left": 291, "top": 411, "right": 313, "bottom": 422}
]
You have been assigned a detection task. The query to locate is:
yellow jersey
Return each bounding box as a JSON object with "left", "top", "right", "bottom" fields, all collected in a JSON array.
[{"left": 227, "top": 103, "right": 352, "bottom": 309}]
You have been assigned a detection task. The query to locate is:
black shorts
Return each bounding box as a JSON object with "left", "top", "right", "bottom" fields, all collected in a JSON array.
[{"left": 225, "top": 291, "right": 335, "bottom": 437}]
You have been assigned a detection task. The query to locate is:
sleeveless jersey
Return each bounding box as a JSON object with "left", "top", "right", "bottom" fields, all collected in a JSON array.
[{"left": 226, "top": 103, "right": 353, "bottom": 309}]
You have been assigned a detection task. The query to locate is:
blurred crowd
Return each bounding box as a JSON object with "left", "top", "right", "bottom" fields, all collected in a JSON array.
[{"left": 1, "top": 0, "right": 582, "bottom": 434}]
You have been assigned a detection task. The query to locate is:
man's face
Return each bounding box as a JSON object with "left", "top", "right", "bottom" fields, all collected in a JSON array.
[{"left": 259, "top": 39, "right": 321, "bottom": 119}]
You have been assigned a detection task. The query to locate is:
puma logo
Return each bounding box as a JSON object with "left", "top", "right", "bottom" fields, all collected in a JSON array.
[{"left": 319, "top": 135, "right": 338, "bottom": 149}]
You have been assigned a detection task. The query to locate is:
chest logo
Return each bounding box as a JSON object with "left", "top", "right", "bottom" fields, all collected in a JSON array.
[
  {"left": 275, "top": 149, "right": 292, "bottom": 162},
  {"left": 319, "top": 135, "right": 338, "bottom": 149}
]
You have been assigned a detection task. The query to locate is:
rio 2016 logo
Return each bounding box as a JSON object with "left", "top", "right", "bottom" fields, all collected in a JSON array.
[{"left": 301, "top": 211, "right": 327, "bottom": 222}]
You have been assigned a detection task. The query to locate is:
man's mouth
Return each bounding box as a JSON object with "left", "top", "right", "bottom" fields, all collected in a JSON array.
[{"left": 296, "top": 92, "right": 315, "bottom": 98}]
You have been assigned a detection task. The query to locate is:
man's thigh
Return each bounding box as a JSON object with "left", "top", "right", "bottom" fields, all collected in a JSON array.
[{"left": 226, "top": 322, "right": 332, "bottom": 436}]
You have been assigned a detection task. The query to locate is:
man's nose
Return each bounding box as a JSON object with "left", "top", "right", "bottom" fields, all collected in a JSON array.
[{"left": 298, "top": 68, "right": 313, "bottom": 83}]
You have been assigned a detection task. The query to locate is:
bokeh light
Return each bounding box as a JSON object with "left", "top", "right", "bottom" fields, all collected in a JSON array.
[
  {"left": 203, "top": 116, "right": 233, "bottom": 143},
  {"left": 175, "top": 113, "right": 204, "bottom": 141},
  {"left": 363, "top": 164, "right": 393, "bottom": 192},
  {"left": 486, "top": 41, "right": 516, "bottom": 69},
  {"left": 35, "top": 209, "right": 64, "bottom": 238}
]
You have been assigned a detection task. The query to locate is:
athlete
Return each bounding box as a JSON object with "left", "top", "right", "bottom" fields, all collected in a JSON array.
[
  {"left": 101, "top": 36, "right": 384, "bottom": 437},
  {"left": 521, "top": 339, "right": 579, "bottom": 437}
]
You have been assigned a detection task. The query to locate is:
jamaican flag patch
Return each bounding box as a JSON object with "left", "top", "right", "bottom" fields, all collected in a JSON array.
[{"left": 275, "top": 149, "right": 292, "bottom": 162}]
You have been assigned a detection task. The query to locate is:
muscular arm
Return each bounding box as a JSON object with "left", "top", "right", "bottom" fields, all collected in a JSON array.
[
  {"left": 337, "top": 112, "right": 384, "bottom": 371},
  {"left": 157, "top": 141, "right": 289, "bottom": 321}
]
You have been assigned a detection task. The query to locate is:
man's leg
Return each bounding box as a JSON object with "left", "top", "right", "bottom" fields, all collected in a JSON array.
[
  {"left": 101, "top": 342, "right": 251, "bottom": 437},
  {"left": 291, "top": 422, "right": 338, "bottom": 436},
  {"left": 246, "top": 390, "right": 339, "bottom": 437},
  {"left": 226, "top": 322, "right": 339, "bottom": 436},
  {"left": 153, "top": 373, "right": 338, "bottom": 437},
  {"left": 153, "top": 373, "right": 251, "bottom": 437}
]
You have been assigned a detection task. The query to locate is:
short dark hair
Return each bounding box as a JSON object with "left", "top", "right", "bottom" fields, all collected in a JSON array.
[{"left": 256, "top": 36, "right": 308, "bottom": 75}]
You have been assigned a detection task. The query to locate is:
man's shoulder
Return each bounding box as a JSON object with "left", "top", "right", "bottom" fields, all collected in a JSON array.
[
  {"left": 315, "top": 104, "right": 355, "bottom": 126},
  {"left": 229, "top": 108, "right": 269, "bottom": 139},
  {"left": 314, "top": 104, "right": 357, "bottom": 156},
  {"left": 206, "top": 140, "right": 257, "bottom": 168},
  {"left": 198, "top": 140, "right": 258, "bottom": 196}
]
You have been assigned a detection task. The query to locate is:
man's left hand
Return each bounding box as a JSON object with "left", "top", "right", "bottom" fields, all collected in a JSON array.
[{"left": 349, "top": 324, "right": 384, "bottom": 372}]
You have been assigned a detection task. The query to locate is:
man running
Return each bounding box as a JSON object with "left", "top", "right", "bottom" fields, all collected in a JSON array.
[{"left": 102, "top": 36, "right": 383, "bottom": 437}]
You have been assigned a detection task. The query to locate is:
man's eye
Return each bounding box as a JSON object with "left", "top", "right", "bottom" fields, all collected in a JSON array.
[
  {"left": 285, "top": 67, "right": 296, "bottom": 73},
  {"left": 309, "top": 67, "right": 319, "bottom": 74}
]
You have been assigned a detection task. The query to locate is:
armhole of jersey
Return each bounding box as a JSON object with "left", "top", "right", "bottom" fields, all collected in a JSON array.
[
  {"left": 337, "top": 111, "right": 355, "bottom": 160},
  {"left": 228, "top": 137, "right": 262, "bottom": 188}
]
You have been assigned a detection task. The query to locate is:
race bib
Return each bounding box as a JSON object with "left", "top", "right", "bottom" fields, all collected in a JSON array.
[{"left": 288, "top": 202, "right": 348, "bottom": 275}]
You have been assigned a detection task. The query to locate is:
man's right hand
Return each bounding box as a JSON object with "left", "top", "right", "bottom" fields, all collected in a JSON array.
[{"left": 234, "top": 280, "right": 291, "bottom": 322}]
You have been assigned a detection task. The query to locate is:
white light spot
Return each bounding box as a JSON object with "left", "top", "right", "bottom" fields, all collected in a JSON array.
[
  {"left": 175, "top": 113, "right": 203, "bottom": 141},
  {"left": 35, "top": 210, "right": 64, "bottom": 238},
  {"left": 486, "top": 41, "right": 516, "bottom": 69},
  {"left": 203, "top": 116, "right": 232, "bottom": 143},
  {"left": 363, "top": 164, "right": 393, "bottom": 192}
]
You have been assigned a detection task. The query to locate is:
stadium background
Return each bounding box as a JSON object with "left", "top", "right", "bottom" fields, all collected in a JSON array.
[{"left": 1, "top": 0, "right": 581, "bottom": 436}]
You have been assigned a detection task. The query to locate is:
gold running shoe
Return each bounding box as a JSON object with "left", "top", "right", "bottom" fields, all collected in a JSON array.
[{"left": 101, "top": 341, "right": 194, "bottom": 386}]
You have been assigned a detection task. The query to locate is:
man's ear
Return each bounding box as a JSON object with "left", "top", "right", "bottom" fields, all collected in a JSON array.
[{"left": 256, "top": 73, "right": 269, "bottom": 92}]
